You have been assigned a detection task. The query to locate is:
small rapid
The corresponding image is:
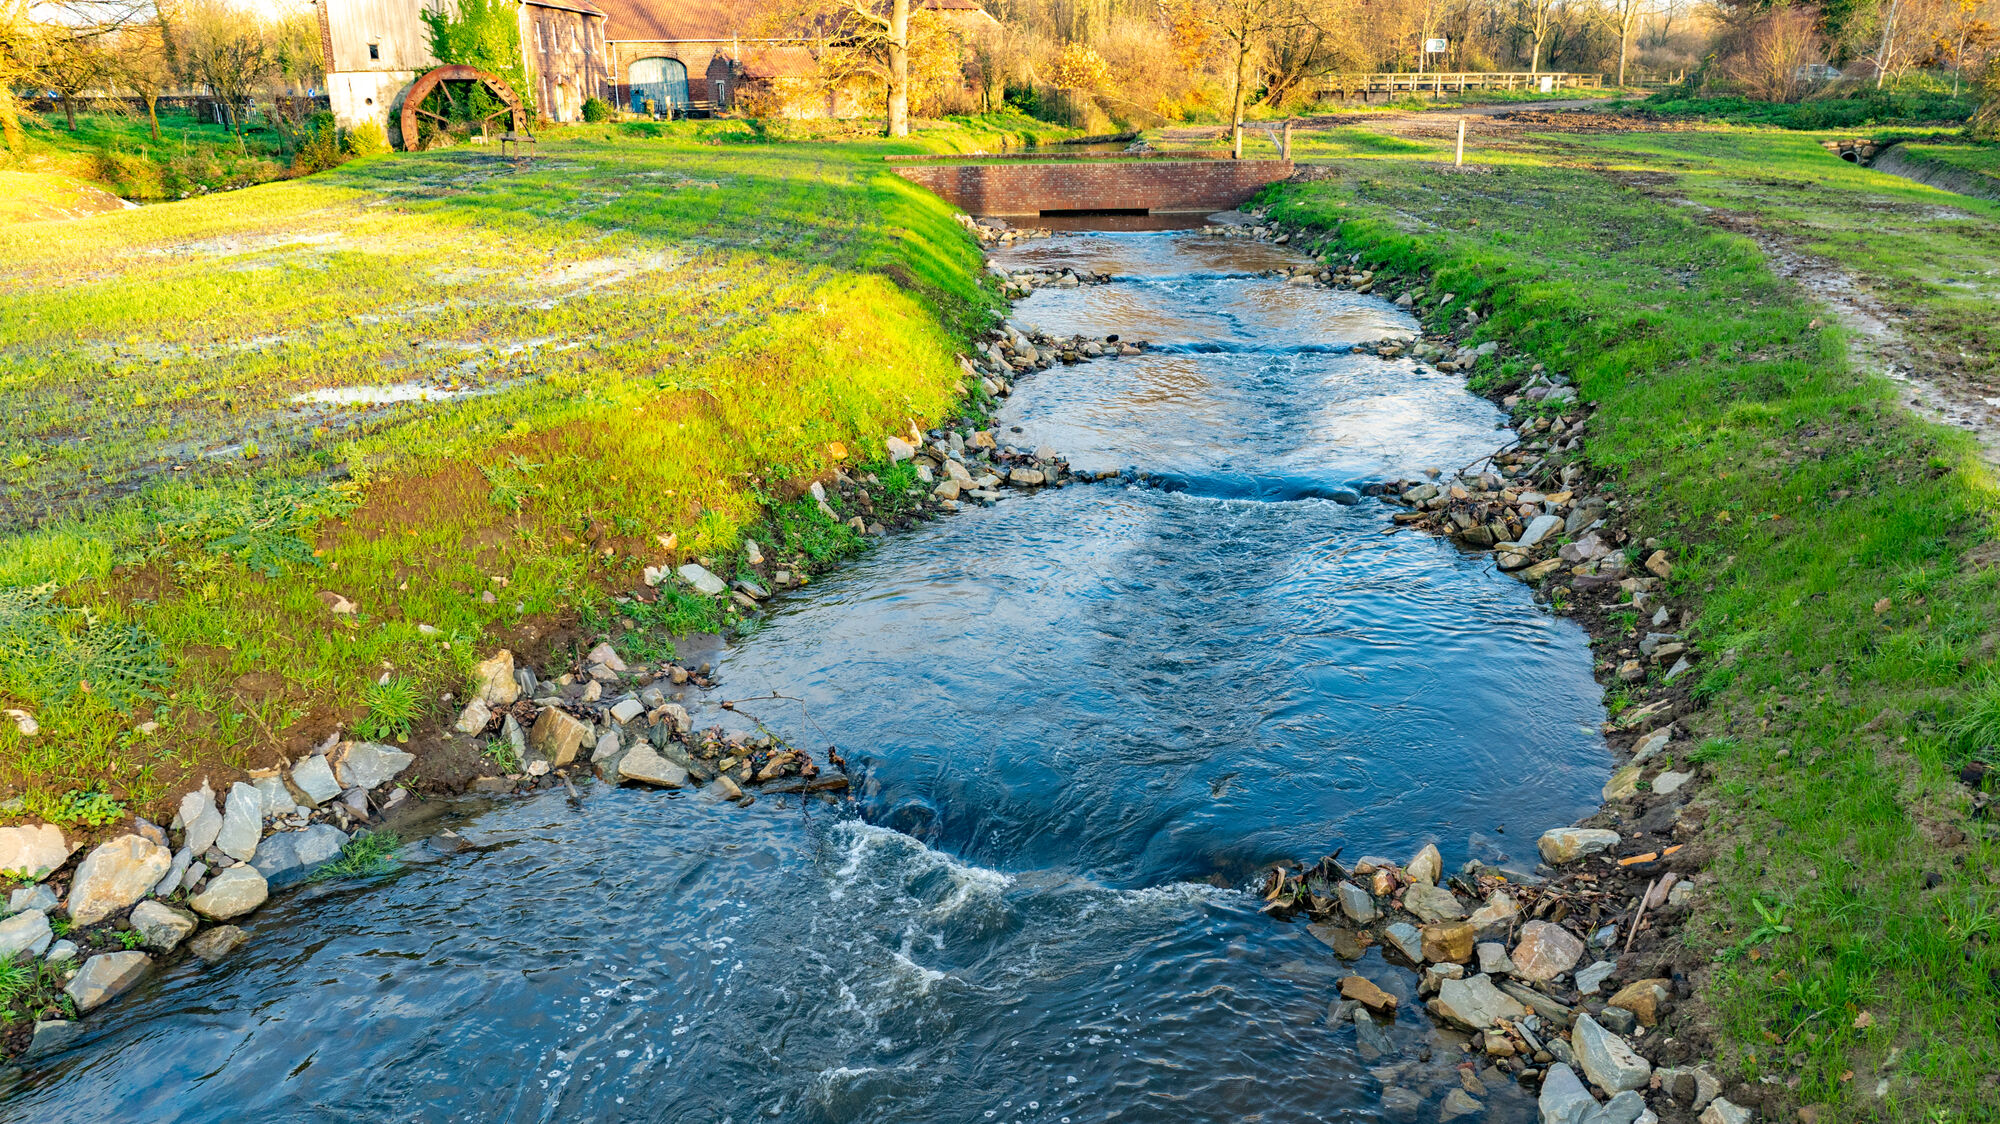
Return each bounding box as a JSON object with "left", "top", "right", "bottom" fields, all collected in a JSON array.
[{"left": 0, "top": 228, "right": 1608, "bottom": 1124}]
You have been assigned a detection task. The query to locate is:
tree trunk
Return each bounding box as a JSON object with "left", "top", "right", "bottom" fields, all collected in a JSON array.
[
  {"left": 0, "top": 86, "right": 24, "bottom": 154},
  {"left": 1874, "top": 0, "right": 1899, "bottom": 90},
  {"left": 63, "top": 94, "right": 78, "bottom": 130},
  {"left": 887, "top": 0, "right": 909, "bottom": 137},
  {"left": 1618, "top": 1, "right": 1634, "bottom": 86},
  {"left": 146, "top": 95, "right": 161, "bottom": 142},
  {"left": 1230, "top": 39, "right": 1249, "bottom": 159}
]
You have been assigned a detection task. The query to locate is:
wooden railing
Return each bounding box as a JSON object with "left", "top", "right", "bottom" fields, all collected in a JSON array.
[{"left": 1314, "top": 72, "right": 1604, "bottom": 102}]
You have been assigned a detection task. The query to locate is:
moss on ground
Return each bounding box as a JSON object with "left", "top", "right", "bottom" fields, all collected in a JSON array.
[
  {"left": 1265, "top": 127, "right": 2000, "bottom": 1118},
  {"left": 0, "top": 114, "right": 1047, "bottom": 822}
]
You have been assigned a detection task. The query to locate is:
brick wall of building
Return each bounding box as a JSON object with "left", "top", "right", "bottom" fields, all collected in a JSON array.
[{"left": 892, "top": 160, "right": 1294, "bottom": 217}]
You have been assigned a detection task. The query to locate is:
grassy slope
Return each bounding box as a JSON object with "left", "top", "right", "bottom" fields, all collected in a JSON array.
[
  {"left": 0, "top": 114, "right": 1047, "bottom": 823},
  {"left": 5, "top": 109, "right": 292, "bottom": 201},
  {"left": 1266, "top": 129, "right": 2000, "bottom": 1117}
]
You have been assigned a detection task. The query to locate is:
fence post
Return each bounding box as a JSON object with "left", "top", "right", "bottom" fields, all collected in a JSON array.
[
  {"left": 1455, "top": 118, "right": 1465, "bottom": 167},
  {"left": 1282, "top": 119, "right": 1292, "bottom": 161}
]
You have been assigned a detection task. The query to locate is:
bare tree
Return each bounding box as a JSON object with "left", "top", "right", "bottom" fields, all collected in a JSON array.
[
  {"left": 110, "top": 15, "right": 174, "bottom": 140},
  {"left": 171, "top": 0, "right": 273, "bottom": 147},
  {"left": 1723, "top": 4, "right": 1825, "bottom": 100},
  {"left": 1613, "top": 0, "right": 1647, "bottom": 83},
  {"left": 1167, "top": 0, "right": 1321, "bottom": 157},
  {"left": 0, "top": 0, "right": 37, "bottom": 151},
  {"left": 1519, "top": 0, "right": 1555, "bottom": 74}
]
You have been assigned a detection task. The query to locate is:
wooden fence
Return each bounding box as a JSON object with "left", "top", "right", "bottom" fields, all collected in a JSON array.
[{"left": 1314, "top": 72, "right": 1604, "bottom": 102}]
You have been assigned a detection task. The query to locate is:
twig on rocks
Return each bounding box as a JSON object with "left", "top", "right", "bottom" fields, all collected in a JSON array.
[{"left": 1624, "top": 874, "right": 1660, "bottom": 954}]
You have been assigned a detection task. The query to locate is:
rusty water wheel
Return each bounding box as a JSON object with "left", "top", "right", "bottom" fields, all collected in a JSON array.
[{"left": 397, "top": 65, "right": 528, "bottom": 152}]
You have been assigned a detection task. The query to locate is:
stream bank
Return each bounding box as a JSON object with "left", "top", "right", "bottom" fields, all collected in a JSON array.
[{"left": 2, "top": 217, "right": 1622, "bottom": 1123}]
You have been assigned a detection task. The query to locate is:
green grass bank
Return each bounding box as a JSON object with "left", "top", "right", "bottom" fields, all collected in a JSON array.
[
  {"left": 0, "top": 114, "right": 1055, "bottom": 826},
  {"left": 1264, "top": 131, "right": 2000, "bottom": 1118}
]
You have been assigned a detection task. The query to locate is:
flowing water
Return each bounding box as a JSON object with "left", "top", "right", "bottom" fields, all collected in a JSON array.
[{"left": 1, "top": 230, "right": 1609, "bottom": 1123}]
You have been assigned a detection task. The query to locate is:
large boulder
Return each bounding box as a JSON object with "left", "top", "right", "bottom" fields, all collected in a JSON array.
[
  {"left": 1512, "top": 920, "right": 1585, "bottom": 982},
  {"left": 189, "top": 864, "right": 269, "bottom": 921},
  {"left": 64, "top": 951, "right": 152, "bottom": 1012},
  {"left": 216, "top": 782, "right": 262, "bottom": 861},
  {"left": 0, "top": 909, "right": 52, "bottom": 959},
  {"left": 67, "top": 835, "right": 172, "bottom": 926},
  {"left": 1427, "top": 973, "right": 1527, "bottom": 1030},
  {"left": 1573, "top": 1012, "right": 1652, "bottom": 1093},
  {"left": 0, "top": 823, "right": 69, "bottom": 880},
  {"left": 128, "top": 900, "right": 197, "bottom": 953},
  {"left": 334, "top": 742, "right": 415, "bottom": 790}
]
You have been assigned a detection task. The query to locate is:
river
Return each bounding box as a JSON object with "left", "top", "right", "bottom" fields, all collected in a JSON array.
[{"left": 1, "top": 227, "right": 1608, "bottom": 1123}]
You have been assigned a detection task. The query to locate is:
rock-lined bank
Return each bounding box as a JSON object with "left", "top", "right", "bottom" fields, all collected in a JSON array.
[
  {"left": 1213, "top": 203, "right": 1750, "bottom": 1124},
  {"left": 0, "top": 265, "right": 1165, "bottom": 1064}
]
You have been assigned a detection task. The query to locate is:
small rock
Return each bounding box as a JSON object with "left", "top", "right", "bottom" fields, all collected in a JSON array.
[
  {"left": 677, "top": 563, "right": 728, "bottom": 595},
  {"left": 0, "top": 908, "right": 53, "bottom": 958},
  {"left": 189, "top": 864, "right": 269, "bottom": 921},
  {"left": 1468, "top": 890, "right": 1520, "bottom": 930},
  {"left": 1476, "top": 942, "right": 1516, "bottom": 976},
  {"left": 128, "top": 900, "right": 197, "bottom": 953},
  {"left": 1440, "top": 1088, "right": 1482, "bottom": 1120},
  {"left": 1644, "top": 551, "right": 1672, "bottom": 579},
  {"left": 1406, "top": 843, "right": 1442, "bottom": 885},
  {"left": 1429, "top": 973, "right": 1528, "bottom": 1030},
  {"left": 453, "top": 698, "right": 492, "bottom": 736},
  {"left": 1603, "top": 765, "right": 1641, "bottom": 801},
  {"left": 44, "top": 939, "right": 77, "bottom": 963},
  {"left": 1423, "top": 922, "right": 1477, "bottom": 964},
  {"left": 68, "top": 834, "right": 173, "bottom": 926},
  {"left": 609, "top": 697, "right": 644, "bottom": 724},
  {"left": 1598, "top": 1004, "right": 1638, "bottom": 1034},
  {"left": 1519, "top": 514, "right": 1563, "bottom": 548},
  {"left": 1573, "top": 1012, "right": 1651, "bottom": 1093},
  {"left": 1699, "top": 1099, "right": 1750, "bottom": 1124},
  {"left": 7, "top": 883, "right": 56, "bottom": 916},
  {"left": 474, "top": 650, "right": 520, "bottom": 705},
  {"left": 1575, "top": 960, "right": 1617, "bottom": 995},
  {"left": 186, "top": 924, "right": 248, "bottom": 964},
  {"left": 1340, "top": 974, "right": 1397, "bottom": 1014},
  {"left": 1538, "top": 828, "right": 1620, "bottom": 865},
  {"left": 1353, "top": 1007, "right": 1394, "bottom": 1060},
  {"left": 618, "top": 742, "right": 689, "bottom": 788},
  {"left": 527, "top": 710, "right": 591, "bottom": 769},
  {"left": 25, "top": 1019, "right": 78, "bottom": 1058},
  {"left": 1608, "top": 978, "right": 1672, "bottom": 1026},
  {"left": 1512, "top": 920, "right": 1585, "bottom": 982},
  {"left": 251, "top": 823, "right": 349, "bottom": 885},
  {"left": 1337, "top": 881, "right": 1378, "bottom": 923},
  {"left": 885, "top": 435, "right": 916, "bottom": 462},
  {"left": 1405, "top": 882, "right": 1466, "bottom": 923},
  {"left": 0, "top": 822, "right": 69, "bottom": 880},
  {"left": 290, "top": 756, "right": 342, "bottom": 807},
  {"left": 1652, "top": 770, "right": 1693, "bottom": 796},
  {"left": 1383, "top": 922, "right": 1424, "bottom": 963},
  {"left": 334, "top": 742, "right": 415, "bottom": 790},
  {"left": 1661, "top": 1065, "right": 1723, "bottom": 1111},
  {"left": 1539, "top": 1063, "right": 1599, "bottom": 1124},
  {"left": 215, "top": 782, "right": 262, "bottom": 861},
  {"left": 1585, "top": 1090, "right": 1647, "bottom": 1124},
  {"left": 64, "top": 951, "right": 152, "bottom": 1013}
]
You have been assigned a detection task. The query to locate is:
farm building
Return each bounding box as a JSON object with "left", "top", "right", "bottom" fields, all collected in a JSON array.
[
  {"left": 317, "top": 0, "right": 612, "bottom": 133},
  {"left": 591, "top": 0, "right": 997, "bottom": 117},
  {"left": 317, "top": 0, "right": 997, "bottom": 132}
]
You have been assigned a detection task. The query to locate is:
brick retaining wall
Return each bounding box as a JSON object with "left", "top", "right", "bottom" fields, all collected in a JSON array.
[{"left": 893, "top": 160, "right": 1294, "bottom": 217}]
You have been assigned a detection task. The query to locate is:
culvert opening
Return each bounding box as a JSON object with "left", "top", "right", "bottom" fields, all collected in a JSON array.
[
  {"left": 1841, "top": 151, "right": 1860, "bottom": 162},
  {"left": 1041, "top": 208, "right": 1150, "bottom": 217}
]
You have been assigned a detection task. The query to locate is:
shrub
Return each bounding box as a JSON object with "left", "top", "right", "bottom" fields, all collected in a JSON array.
[
  {"left": 580, "top": 96, "right": 611, "bottom": 123},
  {"left": 345, "top": 120, "right": 391, "bottom": 156},
  {"left": 290, "top": 111, "right": 346, "bottom": 175},
  {"left": 355, "top": 676, "right": 421, "bottom": 743}
]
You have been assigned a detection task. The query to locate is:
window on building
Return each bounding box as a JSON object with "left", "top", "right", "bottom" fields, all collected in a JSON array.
[{"left": 368, "top": 42, "right": 380, "bottom": 60}]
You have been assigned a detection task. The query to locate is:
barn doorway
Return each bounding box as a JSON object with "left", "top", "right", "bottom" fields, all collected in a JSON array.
[{"left": 628, "top": 58, "right": 689, "bottom": 117}]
